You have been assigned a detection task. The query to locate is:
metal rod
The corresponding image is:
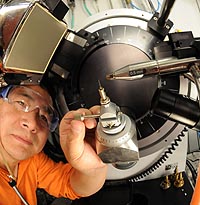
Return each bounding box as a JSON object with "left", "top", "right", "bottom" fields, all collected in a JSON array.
[
  {"left": 109, "top": 0, "right": 114, "bottom": 9},
  {"left": 64, "top": 114, "right": 100, "bottom": 121},
  {"left": 106, "top": 57, "right": 200, "bottom": 81},
  {"left": 147, "top": 0, "right": 156, "bottom": 13}
]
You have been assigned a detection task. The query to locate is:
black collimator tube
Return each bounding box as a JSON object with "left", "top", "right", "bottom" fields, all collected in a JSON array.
[
  {"left": 157, "top": 0, "right": 176, "bottom": 27},
  {"left": 151, "top": 89, "right": 200, "bottom": 130}
]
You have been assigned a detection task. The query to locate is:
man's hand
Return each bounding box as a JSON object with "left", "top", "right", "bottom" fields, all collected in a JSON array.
[
  {"left": 59, "top": 106, "right": 106, "bottom": 173},
  {"left": 59, "top": 106, "right": 107, "bottom": 197}
]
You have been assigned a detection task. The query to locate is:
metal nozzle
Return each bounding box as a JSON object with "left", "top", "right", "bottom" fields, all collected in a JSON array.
[
  {"left": 106, "top": 57, "right": 200, "bottom": 81},
  {"left": 106, "top": 74, "right": 114, "bottom": 80},
  {"left": 98, "top": 80, "right": 110, "bottom": 104}
]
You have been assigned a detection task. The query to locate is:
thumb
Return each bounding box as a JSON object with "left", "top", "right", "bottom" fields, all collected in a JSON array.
[
  {"left": 70, "top": 120, "right": 85, "bottom": 140},
  {"left": 60, "top": 119, "right": 85, "bottom": 143},
  {"left": 59, "top": 120, "right": 86, "bottom": 162}
]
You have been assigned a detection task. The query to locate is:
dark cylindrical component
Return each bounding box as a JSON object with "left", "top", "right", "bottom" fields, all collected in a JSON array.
[
  {"left": 151, "top": 89, "right": 200, "bottom": 130},
  {"left": 147, "top": 0, "right": 156, "bottom": 13},
  {"left": 157, "top": 0, "right": 176, "bottom": 27}
]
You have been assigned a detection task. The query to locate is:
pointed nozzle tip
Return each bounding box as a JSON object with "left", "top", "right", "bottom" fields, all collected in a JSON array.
[{"left": 106, "top": 74, "right": 114, "bottom": 80}]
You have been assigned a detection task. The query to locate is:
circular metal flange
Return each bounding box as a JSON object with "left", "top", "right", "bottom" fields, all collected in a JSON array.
[{"left": 60, "top": 9, "right": 194, "bottom": 178}]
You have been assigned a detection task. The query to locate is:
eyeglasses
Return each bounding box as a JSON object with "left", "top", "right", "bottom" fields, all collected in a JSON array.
[{"left": 0, "top": 85, "right": 59, "bottom": 132}]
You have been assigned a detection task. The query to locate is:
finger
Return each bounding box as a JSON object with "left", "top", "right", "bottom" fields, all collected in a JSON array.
[
  {"left": 72, "top": 108, "right": 97, "bottom": 129},
  {"left": 89, "top": 105, "right": 100, "bottom": 115},
  {"left": 60, "top": 120, "right": 85, "bottom": 162},
  {"left": 60, "top": 109, "right": 96, "bottom": 138},
  {"left": 70, "top": 120, "right": 86, "bottom": 141},
  {"left": 60, "top": 117, "right": 84, "bottom": 142}
]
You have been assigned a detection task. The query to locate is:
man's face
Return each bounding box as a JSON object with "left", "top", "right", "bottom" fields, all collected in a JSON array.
[{"left": 0, "top": 85, "right": 52, "bottom": 161}]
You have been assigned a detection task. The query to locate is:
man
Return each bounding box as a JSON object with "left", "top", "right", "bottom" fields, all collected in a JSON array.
[{"left": 0, "top": 84, "right": 107, "bottom": 204}]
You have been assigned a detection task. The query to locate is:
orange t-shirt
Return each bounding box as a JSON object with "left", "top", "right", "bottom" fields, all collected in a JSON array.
[{"left": 0, "top": 152, "right": 80, "bottom": 205}]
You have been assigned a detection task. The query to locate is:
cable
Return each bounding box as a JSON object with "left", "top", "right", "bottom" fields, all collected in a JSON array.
[
  {"left": 190, "top": 64, "right": 200, "bottom": 108},
  {"left": 156, "top": 0, "right": 161, "bottom": 12},
  {"left": 130, "top": 0, "right": 161, "bottom": 13},
  {"left": 125, "top": 0, "right": 131, "bottom": 4},
  {"left": 9, "top": 179, "right": 30, "bottom": 205},
  {"left": 0, "top": 148, "right": 29, "bottom": 205},
  {"left": 71, "top": 10, "right": 75, "bottom": 29},
  {"left": 82, "top": 0, "right": 92, "bottom": 16},
  {"left": 147, "top": 0, "right": 156, "bottom": 13},
  {"left": 93, "top": 0, "right": 100, "bottom": 12},
  {"left": 196, "top": 0, "right": 200, "bottom": 13},
  {"left": 147, "top": 0, "right": 161, "bottom": 13},
  {"left": 186, "top": 159, "right": 197, "bottom": 185},
  {"left": 130, "top": 126, "right": 188, "bottom": 182},
  {"left": 130, "top": 1, "right": 143, "bottom": 11},
  {"left": 108, "top": 0, "right": 114, "bottom": 9},
  {"left": 125, "top": 0, "right": 132, "bottom": 8},
  {"left": 188, "top": 158, "right": 200, "bottom": 163},
  {"left": 67, "top": 0, "right": 75, "bottom": 29},
  {"left": 121, "top": 0, "right": 127, "bottom": 8},
  {"left": 0, "top": 0, "right": 6, "bottom": 7}
]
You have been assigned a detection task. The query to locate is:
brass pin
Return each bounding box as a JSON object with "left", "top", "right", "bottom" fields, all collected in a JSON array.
[
  {"left": 174, "top": 172, "right": 184, "bottom": 188},
  {"left": 160, "top": 175, "right": 171, "bottom": 190}
]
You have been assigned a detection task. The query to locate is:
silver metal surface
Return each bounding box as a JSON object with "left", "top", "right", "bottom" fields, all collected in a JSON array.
[
  {"left": 106, "top": 57, "right": 200, "bottom": 80},
  {"left": 65, "top": 31, "right": 87, "bottom": 47},
  {"left": 95, "top": 85, "right": 138, "bottom": 164},
  {"left": 96, "top": 113, "right": 138, "bottom": 163}
]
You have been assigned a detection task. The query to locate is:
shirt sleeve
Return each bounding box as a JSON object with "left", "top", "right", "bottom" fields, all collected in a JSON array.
[{"left": 34, "top": 152, "right": 81, "bottom": 200}]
